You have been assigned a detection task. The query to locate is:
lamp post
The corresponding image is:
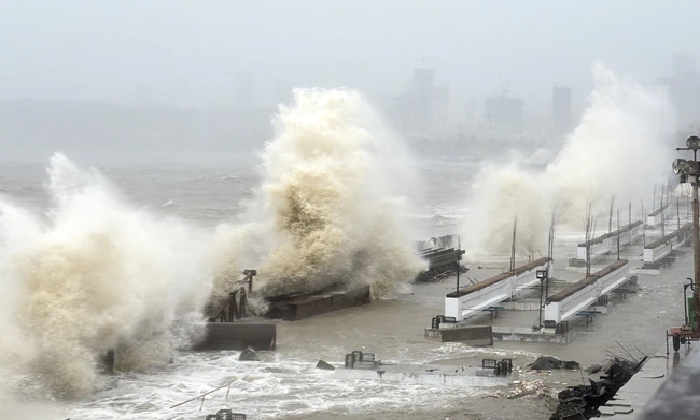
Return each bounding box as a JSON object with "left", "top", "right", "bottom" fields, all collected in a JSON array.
[
  {"left": 672, "top": 135, "right": 700, "bottom": 335},
  {"left": 536, "top": 269, "right": 547, "bottom": 330}
]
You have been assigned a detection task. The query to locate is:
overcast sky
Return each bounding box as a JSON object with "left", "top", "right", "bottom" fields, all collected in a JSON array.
[{"left": 1, "top": 0, "right": 697, "bottom": 111}]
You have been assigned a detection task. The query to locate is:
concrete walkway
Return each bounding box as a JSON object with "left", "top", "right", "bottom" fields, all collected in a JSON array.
[{"left": 602, "top": 343, "right": 694, "bottom": 418}]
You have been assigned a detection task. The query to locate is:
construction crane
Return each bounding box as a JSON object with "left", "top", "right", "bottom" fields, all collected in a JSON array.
[{"left": 668, "top": 135, "right": 700, "bottom": 351}]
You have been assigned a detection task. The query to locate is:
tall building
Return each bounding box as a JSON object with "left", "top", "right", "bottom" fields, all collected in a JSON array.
[
  {"left": 390, "top": 68, "right": 448, "bottom": 139},
  {"left": 663, "top": 54, "right": 700, "bottom": 129},
  {"left": 410, "top": 68, "right": 435, "bottom": 135},
  {"left": 551, "top": 85, "right": 573, "bottom": 134},
  {"left": 433, "top": 84, "right": 449, "bottom": 137}
]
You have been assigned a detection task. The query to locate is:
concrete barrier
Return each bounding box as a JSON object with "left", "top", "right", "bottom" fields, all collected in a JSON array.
[
  {"left": 575, "top": 221, "right": 643, "bottom": 264},
  {"left": 334, "top": 363, "right": 512, "bottom": 387},
  {"left": 576, "top": 239, "right": 610, "bottom": 261},
  {"left": 544, "top": 259, "right": 628, "bottom": 324},
  {"left": 190, "top": 321, "right": 277, "bottom": 351},
  {"left": 265, "top": 286, "right": 371, "bottom": 320},
  {"left": 646, "top": 204, "right": 671, "bottom": 227},
  {"left": 643, "top": 223, "right": 692, "bottom": 267},
  {"left": 424, "top": 324, "right": 493, "bottom": 345},
  {"left": 444, "top": 258, "right": 549, "bottom": 321},
  {"left": 612, "top": 221, "right": 645, "bottom": 248}
]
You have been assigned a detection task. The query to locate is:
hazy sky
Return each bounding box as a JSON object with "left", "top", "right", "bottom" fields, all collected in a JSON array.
[{"left": 2, "top": 0, "right": 697, "bottom": 110}]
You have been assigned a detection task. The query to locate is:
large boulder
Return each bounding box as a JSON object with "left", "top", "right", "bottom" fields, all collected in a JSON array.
[
  {"left": 530, "top": 356, "right": 580, "bottom": 371},
  {"left": 239, "top": 348, "right": 259, "bottom": 361},
  {"left": 585, "top": 364, "right": 603, "bottom": 374},
  {"left": 316, "top": 360, "right": 336, "bottom": 371}
]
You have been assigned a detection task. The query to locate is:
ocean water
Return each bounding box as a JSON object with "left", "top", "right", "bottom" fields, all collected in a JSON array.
[{"left": 0, "top": 156, "right": 689, "bottom": 420}]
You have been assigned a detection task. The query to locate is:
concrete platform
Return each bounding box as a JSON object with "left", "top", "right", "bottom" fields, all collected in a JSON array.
[
  {"left": 424, "top": 324, "right": 493, "bottom": 345},
  {"left": 629, "top": 268, "right": 661, "bottom": 276},
  {"left": 492, "top": 327, "right": 576, "bottom": 344},
  {"left": 444, "top": 258, "right": 550, "bottom": 321},
  {"left": 265, "top": 285, "right": 371, "bottom": 320},
  {"left": 334, "top": 362, "right": 515, "bottom": 387}
]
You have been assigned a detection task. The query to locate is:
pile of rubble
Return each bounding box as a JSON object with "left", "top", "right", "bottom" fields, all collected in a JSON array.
[{"left": 548, "top": 357, "right": 647, "bottom": 420}]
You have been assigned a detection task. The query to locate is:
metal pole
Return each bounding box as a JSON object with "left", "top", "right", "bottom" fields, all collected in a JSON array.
[
  {"left": 693, "top": 178, "right": 700, "bottom": 330},
  {"left": 617, "top": 208, "right": 620, "bottom": 260},
  {"left": 539, "top": 278, "right": 544, "bottom": 330},
  {"left": 456, "top": 236, "right": 461, "bottom": 294},
  {"left": 661, "top": 184, "right": 665, "bottom": 237}
]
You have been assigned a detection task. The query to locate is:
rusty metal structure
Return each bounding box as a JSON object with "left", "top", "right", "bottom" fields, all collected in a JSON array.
[
  {"left": 193, "top": 270, "right": 277, "bottom": 352},
  {"left": 207, "top": 270, "right": 256, "bottom": 322},
  {"left": 194, "top": 269, "right": 373, "bottom": 353},
  {"left": 414, "top": 234, "right": 467, "bottom": 282},
  {"left": 265, "top": 285, "right": 371, "bottom": 321}
]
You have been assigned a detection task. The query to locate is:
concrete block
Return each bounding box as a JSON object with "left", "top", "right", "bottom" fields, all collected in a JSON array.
[{"left": 191, "top": 321, "right": 277, "bottom": 351}]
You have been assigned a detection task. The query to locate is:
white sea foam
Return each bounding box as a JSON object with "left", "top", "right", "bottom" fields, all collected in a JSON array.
[
  {"left": 462, "top": 64, "right": 675, "bottom": 255},
  {"left": 0, "top": 153, "right": 212, "bottom": 398},
  {"left": 213, "top": 88, "right": 426, "bottom": 299}
]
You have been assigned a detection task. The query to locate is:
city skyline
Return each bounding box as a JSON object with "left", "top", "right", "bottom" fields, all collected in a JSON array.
[{"left": 2, "top": 0, "right": 698, "bottom": 111}]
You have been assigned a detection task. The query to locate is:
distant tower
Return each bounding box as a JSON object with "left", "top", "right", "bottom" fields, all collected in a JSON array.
[
  {"left": 551, "top": 85, "right": 573, "bottom": 134},
  {"left": 411, "top": 68, "right": 436, "bottom": 136}
]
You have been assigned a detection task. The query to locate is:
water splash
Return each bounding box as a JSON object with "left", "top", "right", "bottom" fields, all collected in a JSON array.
[
  {"left": 214, "top": 88, "right": 425, "bottom": 298},
  {"left": 0, "top": 153, "right": 212, "bottom": 398},
  {"left": 463, "top": 64, "right": 675, "bottom": 255}
]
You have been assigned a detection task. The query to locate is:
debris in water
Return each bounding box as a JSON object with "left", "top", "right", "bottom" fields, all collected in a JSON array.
[
  {"left": 316, "top": 360, "right": 335, "bottom": 371},
  {"left": 238, "top": 348, "right": 259, "bottom": 362},
  {"left": 530, "top": 356, "right": 580, "bottom": 371}
]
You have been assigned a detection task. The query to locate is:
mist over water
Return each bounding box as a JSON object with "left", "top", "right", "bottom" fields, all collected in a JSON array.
[
  {"left": 214, "top": 88, "right": 425, "bottom": 299},
  {"left": 463, "top": 64, "right": 675, "bottom": 255},
  {"left": 0, "top": 154, "right": 212, "bottom": 398}
]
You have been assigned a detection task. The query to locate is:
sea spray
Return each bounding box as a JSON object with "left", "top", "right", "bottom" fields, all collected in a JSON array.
[
  {"left": 214, "top": 88, "right": 425, "bottom": 298},
  {"left": 462, "top": 63, "right": 675, "bottom": 255},
  {"left": 0, "top": 153, "right": 212, "bottom": 398}
]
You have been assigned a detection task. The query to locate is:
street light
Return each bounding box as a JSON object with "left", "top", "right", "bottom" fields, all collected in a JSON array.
[
  {"left": 536, "top": 269, "right": 548, "bottom": 330},
  {"left": 673, "top": 159, "right": 688, "bottom": 175},
  {"left": 669, "top": 135, "right": 700, "bottom": 349}
]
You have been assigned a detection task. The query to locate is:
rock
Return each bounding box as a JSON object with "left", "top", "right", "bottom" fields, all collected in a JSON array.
[
  {"left": 530, "top": 356, "right": 580, "bottom": 371},
  {"left": 585, "top": 364, "right": 603, "bottom": 374},
  {"left": 561, "top": 360, "right": 580, "bottom": 371},
  {"left": 316, "top": 360, "right": 335, "bottom": 371},
  {"left": 239, "top": 348, "right": 259, "bottom": 361},
  {"left": 531, "top": 356, "right": 562, "bottom": 371}
]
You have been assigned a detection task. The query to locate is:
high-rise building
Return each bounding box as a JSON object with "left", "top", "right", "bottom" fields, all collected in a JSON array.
[
  {"left": 433, "top": 84, "right": 449, "bottom": 137},
  {"left": 551, "top": 85, "right": 573, "bottom": 134},
  {"left": 663, "top": 54, "right": 700, "bottom": 129},
  {"left": 390, "top": 68, "right": 448, "bottom": 139},
  {"left": 410, "top": 68, "right": 435, "bottom": 135}
]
